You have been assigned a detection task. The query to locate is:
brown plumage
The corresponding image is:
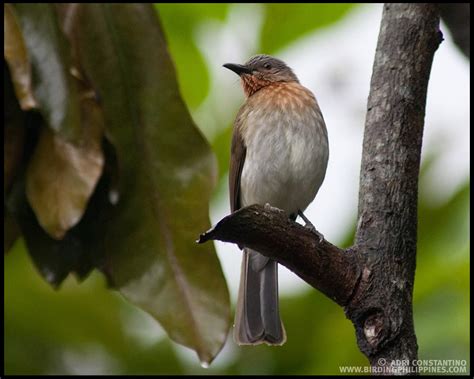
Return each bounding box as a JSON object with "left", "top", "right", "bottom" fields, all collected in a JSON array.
[
  {"left": 224, "top": 54, "right": 329, "bottom": 346},
  {"left": 229, "top": 112, "right": 246, "bottom": 213}
]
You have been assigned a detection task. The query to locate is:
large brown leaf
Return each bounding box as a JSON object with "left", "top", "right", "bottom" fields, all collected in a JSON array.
[
  {"left": 70, "top": 4, "right": 230, "bottom": 364},
  {"left": 25, "top": 95, "right": 104, "bottom": 239},
  {"left": 6, "top": 3, "right": 106, "bottom": 281},
  {"left": 4, "top": 4, "right": 37, "bottom": 110},
  {"left": 12, "top": 3, "right": 81, "bottom": 142},
  {"left": 18, "top": 3, "right": 106, "bottom": 240}
]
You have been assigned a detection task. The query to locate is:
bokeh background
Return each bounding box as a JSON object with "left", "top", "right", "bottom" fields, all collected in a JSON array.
[{"left": 4, "top": 3, "right": 470, "bottom": 375}]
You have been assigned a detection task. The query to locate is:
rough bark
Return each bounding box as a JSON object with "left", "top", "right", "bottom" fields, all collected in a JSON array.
[
  {"left": 198, "top": 204, "right": 360, "bottom": 306},
  {"left": 199, "top": 3, "right": 441, "bottom": 375},
  {"left": 440, "top": 3, "right": 470, "bottom": 59},
  {"left": 348, "top": 3, "right": 441, "bottom": 374}
]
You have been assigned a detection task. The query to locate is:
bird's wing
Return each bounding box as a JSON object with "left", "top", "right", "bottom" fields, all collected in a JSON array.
[{"left": 229, "top": 110, "right": 247, "bottom": 213}]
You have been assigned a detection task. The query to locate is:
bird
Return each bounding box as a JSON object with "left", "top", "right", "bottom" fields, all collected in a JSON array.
[{"left": 223, "top": 54, "right": 329, "bottom": 345}]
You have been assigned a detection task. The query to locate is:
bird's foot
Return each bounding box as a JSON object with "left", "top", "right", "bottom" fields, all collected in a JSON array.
[
  {"left": 264, "top": 203, "right": 282, "bottom": 213},
  {"left": 298, "top": 210, "right": 324, "bottom": 243},
  {"left": 305, "top": 224, "right": 325, "bottom": 243}
]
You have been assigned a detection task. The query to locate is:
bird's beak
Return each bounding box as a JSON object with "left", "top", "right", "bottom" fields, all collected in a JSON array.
[{"left": 223, "top": 63, "right": 253, "bottom": 76}]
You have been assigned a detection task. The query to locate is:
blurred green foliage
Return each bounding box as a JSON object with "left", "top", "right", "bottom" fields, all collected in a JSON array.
[
  {"left": 4, "top": 3, "right": 470, "bottom": 375},
  {"left": 260, "top": 3, "right": 357, "bottom": 53},
  {"left": 4, "top": 176, "right": 469, "bottom": 374},
  {"left": 154, "top": 4, "right": 229, "bottom": 109}
]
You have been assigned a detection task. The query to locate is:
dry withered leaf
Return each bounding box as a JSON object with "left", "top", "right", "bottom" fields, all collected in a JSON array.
[{"left": 4, "top": 3, "right": 37, "bottom": 110}]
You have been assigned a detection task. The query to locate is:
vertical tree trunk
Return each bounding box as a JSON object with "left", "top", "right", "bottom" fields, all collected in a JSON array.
[{"left": 346, "top": 3, "right": 442, "bottom": 374}]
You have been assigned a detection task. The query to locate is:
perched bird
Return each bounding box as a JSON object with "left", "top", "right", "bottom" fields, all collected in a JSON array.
[{"left": 224, "top": 54, "right": 329, "bottom": 345}]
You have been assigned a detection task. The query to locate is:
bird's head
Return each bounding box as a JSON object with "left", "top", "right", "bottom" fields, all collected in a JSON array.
[{"left": 223, "top": 54, "right": 299, "bottom": 97}]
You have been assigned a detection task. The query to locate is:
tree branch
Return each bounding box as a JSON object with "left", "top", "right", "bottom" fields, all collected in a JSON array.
[
  {"left": 198, "top": 204, "right": 361, "bottom": 306},
  {"left": 199, "top": 3, "right": 442, "bottom": 375},
  {"left": 350, "top": 4, "right": 441, "bottom": 371}
]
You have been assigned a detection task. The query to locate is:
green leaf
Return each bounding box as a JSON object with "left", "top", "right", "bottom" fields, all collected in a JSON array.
[
  {"left": 260, "top": 4, "right": 357, "bottom": 53},
  {"left": 12, "top": 3, "right": 81, "bottom": 142},
  {"left": 71, "top": 4, "right": 230, "bottom": 364},
  {"left": 4, "top": 4, "right": 37, "bottom": 110}
]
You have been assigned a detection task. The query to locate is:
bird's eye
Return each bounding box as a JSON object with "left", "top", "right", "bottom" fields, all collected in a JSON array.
[{"left": 263, "top": 63, "right": 272, "bottom": 70}]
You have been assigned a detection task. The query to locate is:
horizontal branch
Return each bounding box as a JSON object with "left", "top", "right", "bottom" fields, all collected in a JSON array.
[{"left": 198, "top": 204, "right": 361, "bottom": 306}]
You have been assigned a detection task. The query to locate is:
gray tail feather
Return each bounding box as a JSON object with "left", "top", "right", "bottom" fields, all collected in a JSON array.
[{"left": 234, "top": 248, "right": 286, "bottom": 345}]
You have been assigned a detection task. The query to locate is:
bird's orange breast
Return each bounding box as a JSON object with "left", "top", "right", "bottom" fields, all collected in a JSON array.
[{"left": 237, "top": 81, "right": 323, "bottom": 144}]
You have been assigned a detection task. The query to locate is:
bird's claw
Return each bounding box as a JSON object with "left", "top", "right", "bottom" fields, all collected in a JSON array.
[
  {"left": 305, "top": 225, "right": 324, "bottom": 243},
  {"left": 297, "top": 210, "right": 324, "bottom": 243},
  {"left": 264, "top": 203, "right": 281, "bottom": 213}
]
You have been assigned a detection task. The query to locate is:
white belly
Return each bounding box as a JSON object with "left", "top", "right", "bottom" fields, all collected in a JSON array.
[{"left": 240, "top": 108, "right": 329, "bottom": 215}]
